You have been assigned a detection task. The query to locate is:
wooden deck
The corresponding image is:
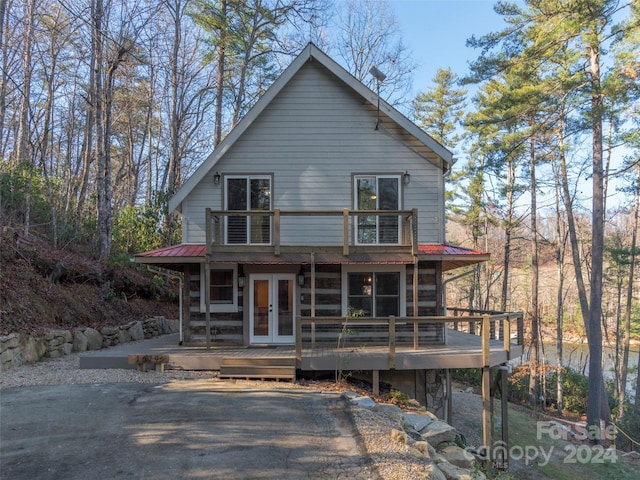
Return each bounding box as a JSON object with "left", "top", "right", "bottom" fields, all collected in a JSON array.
[{"left": 79, "top": 327, "right": 522, "bottom": 372}]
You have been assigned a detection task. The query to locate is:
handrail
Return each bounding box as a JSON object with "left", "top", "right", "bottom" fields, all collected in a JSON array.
[
  {"left": 206, "top": 208, "right": 417, "bottom": 254},
  {"left": 294, "top": 312, "right": 524, "bottom": 369}
]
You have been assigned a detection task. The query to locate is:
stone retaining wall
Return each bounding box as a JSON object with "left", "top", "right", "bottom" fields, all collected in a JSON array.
[{"left": 0, "top": 317, "right": 179, "bottom": 371}]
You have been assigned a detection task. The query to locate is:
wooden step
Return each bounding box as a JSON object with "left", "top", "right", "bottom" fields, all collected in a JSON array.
[
  {"left": 221, "top": 357, "right": 296, "bottom": 367},
  {"left": 219, "top": 357, "right": 296, "bottom": 381}
]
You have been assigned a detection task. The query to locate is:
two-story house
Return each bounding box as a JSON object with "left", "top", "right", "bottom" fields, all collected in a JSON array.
[
  {"left": 136, "top": 43, "right": 492, "bottom": 344},
  {"left": 135, "top": 44, "right": 522, "bottom": 447}
]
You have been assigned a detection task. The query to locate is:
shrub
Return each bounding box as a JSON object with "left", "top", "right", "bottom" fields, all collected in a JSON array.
[{"left": 548, "top": 367, "right": 588, "bottom": 413}]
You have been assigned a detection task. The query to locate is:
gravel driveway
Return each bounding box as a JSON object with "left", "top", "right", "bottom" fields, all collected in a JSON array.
[
  {"left": 1, "top": 380, "right": 375, "bottom": 480},
  {"left": 0, "top": 351, "right": 458, "bottom": 480}
]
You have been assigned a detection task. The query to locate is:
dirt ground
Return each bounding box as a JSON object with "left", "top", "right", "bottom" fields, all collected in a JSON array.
[{"left": 450, "top": 383, "right": 554, "bottom": 480}]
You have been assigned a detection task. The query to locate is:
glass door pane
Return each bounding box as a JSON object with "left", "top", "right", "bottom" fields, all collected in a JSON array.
[
  {"left": 227, "top": 178, "right": 248, "bottom": 244},
  {"left": 378, "top": 177, "right": 399, "bottom": 243},
  {"left": 252, "top": 279, "right": 270, "bottom": 338},
  {"left": 250, "top": 179, "right": 271, "bottom": 244},
  {"left": 276, "top": 279, "right": 294, "bottom": 337},
  {"left": 357, "top": 178, "right": 377, "bottom": 244}
]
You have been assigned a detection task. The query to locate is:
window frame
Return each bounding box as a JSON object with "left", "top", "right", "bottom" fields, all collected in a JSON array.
[
  {"left": 224, "top": 175, "right": 272, "bottom": 245},
  {"left": 341, "top": 264, "right": 406, "bottom": 317},
  {"left": 353, "top": 174, "right": 402, "bottom": 245},
  {"left": 200, "top": 263, "right": 239, "bottom": 313}
]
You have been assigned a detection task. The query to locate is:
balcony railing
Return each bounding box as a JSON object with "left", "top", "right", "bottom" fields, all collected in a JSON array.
[
  {"left": 294, "top": 312, "right": 524, "bottom": 369},
  {"left": 205, "top": 208, "right": 418, "bottom": 255}
]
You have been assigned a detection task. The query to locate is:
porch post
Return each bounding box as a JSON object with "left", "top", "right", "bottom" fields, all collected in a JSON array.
[
  {"left": 181, "top": 266, "right": 190, "bottom": 344},
  {"left": 343, "top": 208, "right": 349, "bottom": 256},
  {"left": 205, "top": 209, "right": 212, "bottom": 350},
  {"left": 311, "top": 253, "right": 316, "bottom": 348},
  {"left": 413, "top": 257, "right": 419, "bottom": 350},
  {"left": 205, "top": 254, "right": 211, "bottom": 350}
]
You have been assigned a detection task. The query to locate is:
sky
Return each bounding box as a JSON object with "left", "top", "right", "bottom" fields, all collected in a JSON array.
[
  {"left": 391, "top": 0, "right": 507, "bottom": 97},
  {"left": 389, "top": 1, "right": 629, "bottom": 209}
]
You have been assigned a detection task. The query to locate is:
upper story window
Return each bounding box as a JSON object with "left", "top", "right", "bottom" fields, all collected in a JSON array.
[
  {"left": 225, "top": 176, "right": 271, "bottom": 244},
  {"left": 354, "top": 175, "right": 401, "bottom": 244}
]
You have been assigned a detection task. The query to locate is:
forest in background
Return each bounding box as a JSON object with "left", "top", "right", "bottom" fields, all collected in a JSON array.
[{"left": 1, "top": 0, "right": 639, "bottom": 449}]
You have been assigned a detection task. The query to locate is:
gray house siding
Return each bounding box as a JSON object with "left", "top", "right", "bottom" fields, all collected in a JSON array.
[{"left": 181, "top": 60, "right": 445, "bottom": 246}]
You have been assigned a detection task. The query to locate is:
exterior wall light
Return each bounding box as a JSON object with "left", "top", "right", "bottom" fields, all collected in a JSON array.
[
  {"left": 237, "top": 274, "right": 245, "bottom": 288},
  {"left": 214, "top": 172, "right": 221, "bottom": 185},
  {"left": 297, "top": 269, "right": 305, "bottom": 287},
  {"left": 404, "top": 171, "right": 411, "bottom": 185}
]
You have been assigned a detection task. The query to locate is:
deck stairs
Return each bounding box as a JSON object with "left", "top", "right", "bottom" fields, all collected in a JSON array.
[{"left": 218, "top": 357, "right": 297, "bottom": 382}]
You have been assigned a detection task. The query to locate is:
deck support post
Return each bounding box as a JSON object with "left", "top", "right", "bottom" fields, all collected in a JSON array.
[
  {"left": 446, "top": 369, "right": 452, "bottom": 425},
  {"left": 482, "top": 366, "right": 492, "bottom": 466},
  {"left": 388, "top": 316, "right": 396, "bottom": 369},
  {"left": 500, "top": 366, "right": 509, "bottom": 470},
  {"left": 372, "top": 370, "right": 380, "bottom": 396},
  {"left": 481, "top": 314, "right": 491, "bottom": 466}
]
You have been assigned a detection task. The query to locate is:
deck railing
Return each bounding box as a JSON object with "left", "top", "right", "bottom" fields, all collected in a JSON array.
[
  {"left": 446, "top": 307, "right": 525, "bottom": 346},
  {"left": 205, "top": 208, "right": 418, "bottom": 255},
  {"left": 294, "top": 312, "right": 524, "bottom": 369}
]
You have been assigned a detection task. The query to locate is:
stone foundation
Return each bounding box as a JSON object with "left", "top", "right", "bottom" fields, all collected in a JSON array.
[{"left": 0, "top": 317, "right": 179, "bottom": 371}]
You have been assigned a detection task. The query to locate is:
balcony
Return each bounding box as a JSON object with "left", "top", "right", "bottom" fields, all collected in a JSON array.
[{"left": 205, "top": 208, "right": 419, "bottom": 256}]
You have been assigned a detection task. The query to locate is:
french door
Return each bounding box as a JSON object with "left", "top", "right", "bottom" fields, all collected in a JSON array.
[{"left": 249, "top": 274, "right": 296, "bottom": 344}]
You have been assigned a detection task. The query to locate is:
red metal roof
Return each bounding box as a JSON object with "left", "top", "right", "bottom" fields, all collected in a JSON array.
[
  {"left": 135, "top": 244, "right": 206, "bottom": 258},
  {"left": 417, "top": 244, "right": 488, "bottom": 256},
  {"left": 134, "top": 243, "right": 489, "bottom": 271}
]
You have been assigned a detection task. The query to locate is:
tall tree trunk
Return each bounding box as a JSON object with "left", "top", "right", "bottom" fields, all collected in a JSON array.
[
  {"left": 214, "top": 0, "right": 228, "bottom": 147},
  {"left": 16, "top": 0, "right": 35, "bottom": 236},
  {"left": 166, "top": 0, "right": 183, "bottom": 244},
  {"left": 93, "top": 0, "right": 108, "bottom": 261},
  {"left": 99, "top": 39, "right": 129, "bottom": 261},
  {"left": 38, "top": 45, "right": 59, "bottom": 248},
  {"left": 76, "top": 48, "right": 96, "bottom": 228},
  {"left": 618, "top": 166, "right": 639, "bottom": 418},
  {"left": 553, "top": 160, "right": 566, "bottom": 415},
  {"left": 500, "top": 156, "right": 515, "bottom": 313},
  {"left": 528, "top": 134, "right": 541, "bottom": 408},
  {"left": 586, "top": 34, "right": 609, "bottom": 429},
  {"left": 0, "top": 0, "right": 8, "bottom": 156}
]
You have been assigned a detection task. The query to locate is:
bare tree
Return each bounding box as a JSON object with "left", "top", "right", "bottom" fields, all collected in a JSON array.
[{"left": 334, "top": 0, "right": 414, "bottom": 106}]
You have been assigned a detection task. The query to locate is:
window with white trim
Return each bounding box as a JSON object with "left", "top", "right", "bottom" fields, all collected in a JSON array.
[
  {"left": 342, "top": 265, "right": 405, "bottom": 317},
  {"left": 225, "top": 176, "right": 271, "bottom": 244},
  {"left": 200, "top": 264, "right": 239, "bottom": 313},
  {"left": 354, "top": 175, "right": 401, "bottom": 244}
]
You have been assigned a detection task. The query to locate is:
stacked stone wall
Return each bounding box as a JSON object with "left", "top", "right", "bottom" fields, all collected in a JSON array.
[{"left": 0, "top": 317, "right": 178, "bottom": 371}]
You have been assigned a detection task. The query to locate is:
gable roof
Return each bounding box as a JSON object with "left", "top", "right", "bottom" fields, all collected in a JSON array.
[{"left": 169, "top": 43, "right": 453, "bottom": 213}]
